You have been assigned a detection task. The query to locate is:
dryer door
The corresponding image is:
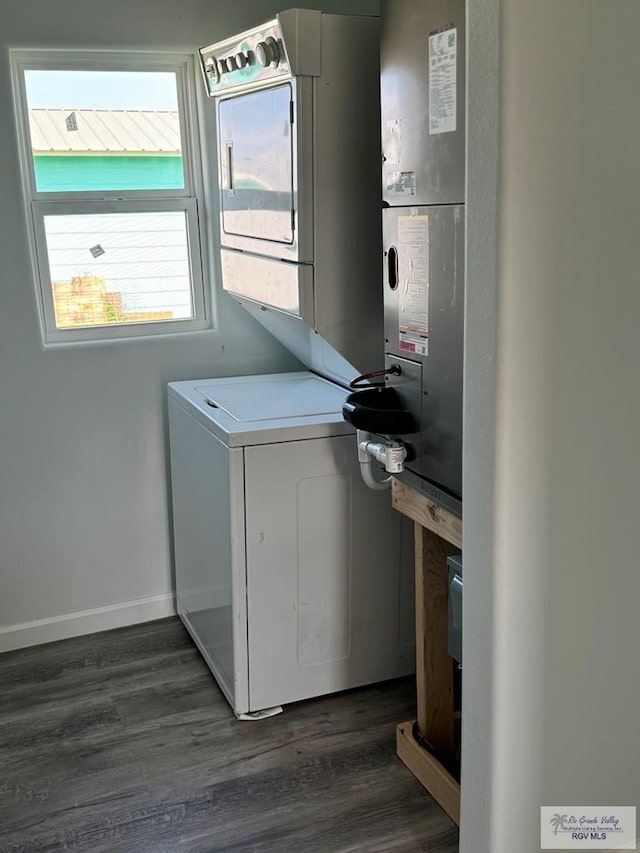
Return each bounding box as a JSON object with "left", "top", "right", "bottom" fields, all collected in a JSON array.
[{"left": 219, "top": 82, "right": 294, "bottom": 245}]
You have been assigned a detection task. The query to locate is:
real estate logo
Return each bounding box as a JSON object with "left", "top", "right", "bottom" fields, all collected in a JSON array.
[{"left": 541, "top": 807, "right": 637, "bottom": 850}]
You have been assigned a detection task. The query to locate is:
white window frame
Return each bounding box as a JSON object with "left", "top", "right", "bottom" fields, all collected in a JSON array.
[{"left": 11, "top": 50, "right": 210, "bottom": 345}]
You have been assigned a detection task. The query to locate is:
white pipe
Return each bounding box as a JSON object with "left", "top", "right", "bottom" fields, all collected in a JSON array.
[
  {"left": 356, "top": 430, "right": 392, "bottom": 490},
  {"left": 359, "top": 458, "right": 392, "bottom": 490}
]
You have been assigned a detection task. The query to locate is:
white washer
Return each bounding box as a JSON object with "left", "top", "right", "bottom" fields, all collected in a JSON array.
[{"left": 168, "top": 371, "right": 415, "bottom": 717}]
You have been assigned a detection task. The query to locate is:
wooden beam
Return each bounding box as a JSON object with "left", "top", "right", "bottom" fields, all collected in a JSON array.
[
  {"left": 397, "top": 721, "right": 460, "bottom": 825},
  {"left": 392, "top": 479, "right": 462, "bottom": 549}
]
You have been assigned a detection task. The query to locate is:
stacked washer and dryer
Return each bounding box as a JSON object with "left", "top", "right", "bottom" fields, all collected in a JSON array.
[{"left": 168, "top": 10, "right": 415, "bottom": 718}]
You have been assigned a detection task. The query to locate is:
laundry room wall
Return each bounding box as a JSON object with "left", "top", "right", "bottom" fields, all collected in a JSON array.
[
  {"left": 462, "top": 1, "right": 640, "bottom": 851},
  {"left": 0, "top": 0, "right": 379, "bottom": 651}
]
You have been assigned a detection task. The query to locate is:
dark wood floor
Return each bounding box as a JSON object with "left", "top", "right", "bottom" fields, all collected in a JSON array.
[{"left": 0, "top": 618, "right": 458, "bottom": 853}]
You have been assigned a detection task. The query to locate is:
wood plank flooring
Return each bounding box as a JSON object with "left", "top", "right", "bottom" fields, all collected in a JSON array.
[{"left": 0, "top": 618, "right": 458, "bottom": 853}]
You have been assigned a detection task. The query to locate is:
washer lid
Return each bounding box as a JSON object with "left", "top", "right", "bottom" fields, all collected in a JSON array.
[
  {"left": 196, "top": 374, "right": 344, "bottom": 422},
  {"left": 168, "top": 371, "right": 354, "bottom": 446}
]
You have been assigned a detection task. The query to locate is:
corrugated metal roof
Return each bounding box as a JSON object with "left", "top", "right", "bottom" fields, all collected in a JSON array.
[{"left": 28, "top": 109, "right": 181, "bottom": 154}]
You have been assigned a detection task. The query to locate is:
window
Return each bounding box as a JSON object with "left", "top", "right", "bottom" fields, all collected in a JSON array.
[{"left": 11, "top": 52, "right": 208, "bottom": 344}]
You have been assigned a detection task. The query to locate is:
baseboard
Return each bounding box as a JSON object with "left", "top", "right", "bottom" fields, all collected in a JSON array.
[{"left": 0, "top": 592, "right": 176, "bottom": 654}]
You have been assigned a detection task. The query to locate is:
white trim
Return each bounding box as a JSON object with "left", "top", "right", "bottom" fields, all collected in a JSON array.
[
  {"left": 9, "top": 48, "right": 211, "bottom": 346},
  {"left": 11, "top": 52, "right": 197, "bottom": 200},
  {"left": 31, "top": 199, "right": 207, "bottom": 344},
  {"left": 0, "top": 592, "right": 176, "bottom": 654}
]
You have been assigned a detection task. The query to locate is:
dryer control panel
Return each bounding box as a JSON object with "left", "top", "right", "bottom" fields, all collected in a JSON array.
[{"left": 200, "top": 8, "right": 322, "bottom": 96}]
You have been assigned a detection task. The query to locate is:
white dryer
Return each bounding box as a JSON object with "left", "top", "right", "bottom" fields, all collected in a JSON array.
[{"left": 168, "top": 372, "right": 414, "bottom": 717}]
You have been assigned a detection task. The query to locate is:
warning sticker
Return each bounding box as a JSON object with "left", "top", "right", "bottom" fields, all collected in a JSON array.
[
  {"left": 429, "top": 28, "right": 457, "bottom": 135},
  {"left": 398, "top": 214, "right": 429, "bottom": 356},
  {"left": 387, "top": 171, "right": 416, "bottom": 196}
]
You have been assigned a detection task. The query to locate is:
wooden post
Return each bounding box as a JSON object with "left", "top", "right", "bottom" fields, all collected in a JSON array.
[
  {"left": 415, "top": 524, "right": 458, "bottom": 759},
  {"left": 391, "top": 478, "right": 462, "bottom": 825}
]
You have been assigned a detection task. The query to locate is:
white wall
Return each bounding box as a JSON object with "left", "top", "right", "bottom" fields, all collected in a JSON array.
[
  {"left": 0, "top": 0, "right": 378, "bottom": 651},
  {"left": 462, "top": 1, "right": 640, "bottom": 851}
]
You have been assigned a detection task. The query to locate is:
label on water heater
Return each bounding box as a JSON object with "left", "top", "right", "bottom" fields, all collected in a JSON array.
[
  {"left": 387, "top": 170, "right": 416, "bottom": 196},
  {"left": 398, "top": 214, "right": 429, "bottom": 357},
  {"left": 429, "top": 27, "right": 457, "bottom": 135}
]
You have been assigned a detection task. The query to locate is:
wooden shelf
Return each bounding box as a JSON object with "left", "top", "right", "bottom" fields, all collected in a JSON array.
[{"left": 391, "top": 478, "right": 462, "bottom": 826}]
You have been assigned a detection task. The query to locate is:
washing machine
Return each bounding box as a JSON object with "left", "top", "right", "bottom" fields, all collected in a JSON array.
[{"left": 168, "top": 371, "right": 415, "bottom": 717}]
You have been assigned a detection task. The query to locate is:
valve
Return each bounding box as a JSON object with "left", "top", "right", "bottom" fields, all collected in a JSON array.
[{"left": 357, "top": 434, "right": 407, "bottom": 474}]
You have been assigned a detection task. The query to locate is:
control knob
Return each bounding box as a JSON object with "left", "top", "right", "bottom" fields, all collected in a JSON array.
[
  {"left": 226, "top": 55, "right": 238, "bottom": 71},
  {"left": 204, "top": 57, "right": 221, "bottom": 83},
  {"left": 255, "top": 37, "right": 280, "bottom": 68},
  {"left": 235, "top": 52, "right": 248, "bottom": 69}
]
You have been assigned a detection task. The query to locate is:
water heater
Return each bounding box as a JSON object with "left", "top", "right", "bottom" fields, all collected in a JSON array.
[{"left": 344, "top": 0, "right": 465, "bottom": 516}]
